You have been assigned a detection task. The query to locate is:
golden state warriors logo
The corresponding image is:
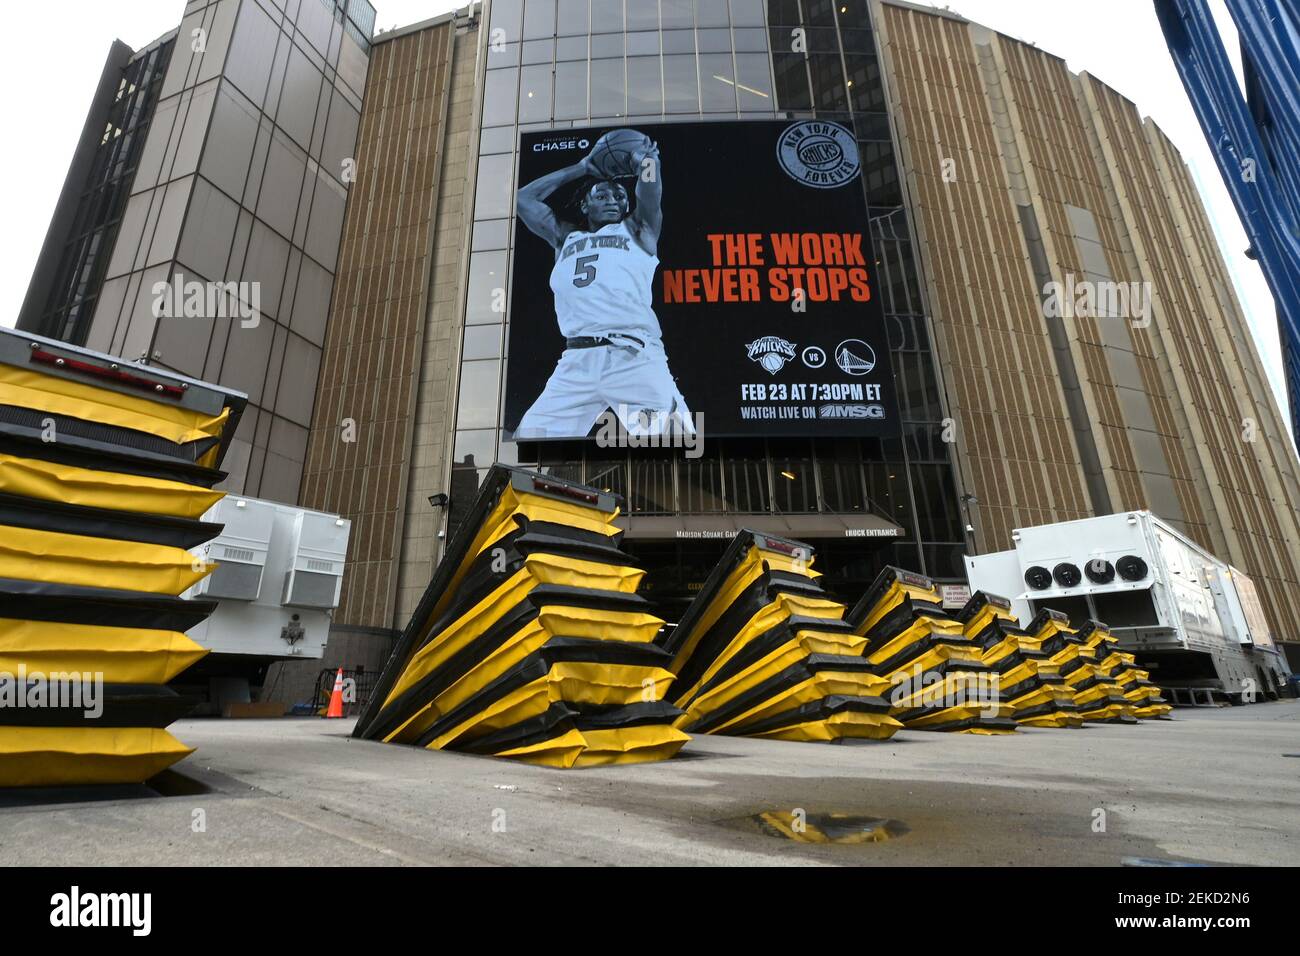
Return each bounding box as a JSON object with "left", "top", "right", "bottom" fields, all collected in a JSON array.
[{"left": 776, "top": 121, "right": 861, "bottom": 189}]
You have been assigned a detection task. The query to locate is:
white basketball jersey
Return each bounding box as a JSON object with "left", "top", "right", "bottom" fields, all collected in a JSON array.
[{"left": 549, "top": 220, "right": 661, "bottom": 340}]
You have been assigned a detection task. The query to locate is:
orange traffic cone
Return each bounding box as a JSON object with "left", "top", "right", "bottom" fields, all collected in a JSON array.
[{"left": 325, "top": 668, "right": 346, "bottom": 718}]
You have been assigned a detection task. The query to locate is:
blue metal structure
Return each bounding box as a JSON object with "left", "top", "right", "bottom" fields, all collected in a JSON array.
[{"left": 1155, "top": 0, "right": 1300, "bottom": 444}]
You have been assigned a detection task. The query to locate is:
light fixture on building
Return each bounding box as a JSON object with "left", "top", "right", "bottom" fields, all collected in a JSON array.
[
  {"left": 428, "top": 493, "right": 449, "bottom": 509},
  {"left": 780, "top": 470, "right": 796, "bottom": 480}
]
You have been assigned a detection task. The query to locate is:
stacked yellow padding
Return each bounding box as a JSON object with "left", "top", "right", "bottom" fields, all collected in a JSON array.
[
  {"left": 665, "top": 532, "right": 901, "bottom": 743},
  {"left": 0, "top": 341, "right": 237, "bottom": 787},
  {"left": 959, "top": 593, "right": 1080, "bottom": 728},
  {"left": 845, "top": 568, "right": 1016, "bottom": 734},
  {"left": 1077, "top": 621, "right": 1171, "bottom": 720},
  {"left": 354, "top": 467, "right": 688, "bottom": 767}
]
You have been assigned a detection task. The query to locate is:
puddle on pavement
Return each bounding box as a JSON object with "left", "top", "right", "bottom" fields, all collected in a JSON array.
[{"left": 743, "top": 810, "right": 909, "bottom": 844}]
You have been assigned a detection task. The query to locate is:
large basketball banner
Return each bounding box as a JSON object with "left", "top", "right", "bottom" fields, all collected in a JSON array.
[{"left": 503, "top": 119, "right": 900, "bottom": 440}]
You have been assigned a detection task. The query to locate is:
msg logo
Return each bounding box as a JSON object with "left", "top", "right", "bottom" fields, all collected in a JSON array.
[
  {"left": 50, "top": 886, "right": 151, "bottom": 937},
  {"left": 818, "top": 403, "right": 885, "bottom": 419}
]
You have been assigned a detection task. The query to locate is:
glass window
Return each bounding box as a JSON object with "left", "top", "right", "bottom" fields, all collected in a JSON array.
[
  {"left": 522, "top": 0, "right": 556, "bottom": 38},
  {"left": 696, "top": 0, "right": 730, "bottom": 28},
  {"left": 729, "top": 0, "right": 766, "bottom": 26},
  {"left": 734, "top": 52, "right": 772, "bottom": 110},
  {"left": 809, "top": 53, "right": 848, "bottom": 111},
  {"left": 805, "top": 27, "right": 841, "bottom": 52},
  {"left": 480, "top": 125, "right": 517, "bottom": 154},
  {"left": 817, "top": 445, "right": 868, "bottom": 512},
  {"left": 662, "top": 30, "right": 695, "bottom": 53},
  {"left": 661, "top": 0, "right": 693, "bottom": 29},
  {"left": 697, "top": 29, "right": 732, "bottom": 52},
  {"left": 626, "top": 0, "right": 658, "bottom": 31},
  {"left": 591, "top": 32, "right": 624, "bottom": 57},
  {"left": 454, "top": 429, "right": 498, "bottom": 464},
  {"left": 768, "top": 0, "right": 801, "bottom": 25},
  {"left": 845, "top": 55, "right": 885, "bottom": 111},
  {"left": 589, "top": 0, "right": 623, "bottom": 33},
  {"left": 663, "top": 54, "right": 699, "bottom": 112},
  {"left": 628, "top": 31, "right": 660, "bottom": 55},
  {"left": 771, "top": 51, "right": 810, "bottom": 110},
  {"left": 472, "top": 218, "right": 511, "bottom": 251},
  {"left": 522, "top": 38, "right": 555, "bottom": 64},
  {"left": 225, "top": 0, "right": 279, "bottom": 107},
  {"left": 855, "top": 113, "right": 891, "bottom": 141},
  {"left": 680, "top": 458, "right": 725, "bottom": 512},
  {"left": 466, "top": 251, "right": 508, "bottom": 324},
  {"left": 483, "top": 69, "right": 519, "bottom": 125},
  {"left": 276, "top": 46, "right": 324, "bottom": 153},
  {"left": 462, "top": 324, "right": 505, "bottom": 360},
  {"left": 841, "top": 28, "right": 876, "bottom": 54},
  {"left": 178, "top": 178, "right": 239, "bottom": 282},
  {"left": 862, "top": 143, "right": 902, "bottom": 205},
  {"left": 723, "top": 456, "right": 770, "bottom": 513},
  {"left": 257, "top": 131, "right": 307, "bottom": 240},
  {"left": 305, "top": 170, "right": 347, "bottom": 269},
  {"left": 202, "top": 84, "right": 260, "bottom": 200},
  {"left": 557, "top": 0, "right": 589, "bottom": 35},
  {"left": 557, "top": 35, "right": 588, "bottom": 59},
  {"left": 474, "top": 151, "right": 515, "bottom": 220},
  {"left": 555, "top": 59, "right": 589, "bottom": 119},
  {"left": 487, "top": 41, "right": 521, "bottom": 69},
  {"left": 804, "top": 0, "right": 838, "bottom": 27},
  {"left": 518, "top": 64, "right": 553, "bottom": 122},
  {"left": 590, "top": 57, "right": 625, "bottom": 116},
  {"left": 733, "top": 27, "right": 767, "bottom": 52},
  {"left": 629, "top": 456, "right": 675, "bottom": 513},
  {"left": 836, "top": 0, "right": 874, "bottom": 30},
  {"left": 456, "top": 360, "right": 504, "bottom": 429},
  {"left": 699, "top": 53, "right": 738, "bottom": 112},
  {"left": 772, "top": 449, "right": 817, "bottom": 513},
  {"left": 626, "top": 56, "right": 663, "bottom": 115}
]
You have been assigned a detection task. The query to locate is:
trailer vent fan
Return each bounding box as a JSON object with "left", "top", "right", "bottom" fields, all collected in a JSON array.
[
  {"left": 1052, "top": 563, "right": 1082, "bottom": 587},
  {"left": 1084, "top": 559, "right": 1115, "bottom": 584},
  {"left": 1024, "top": 565, "right": 1052, "bottom": 590},
  {"left": 1116, "top": 555, "right": 1149, "bottom": 582}
]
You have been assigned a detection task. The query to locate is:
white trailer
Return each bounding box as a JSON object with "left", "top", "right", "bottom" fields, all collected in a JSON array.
[
  {"left": 966, "top": 511, "right": 1291, "bottom": 704},
  {"left": 178, "top": 496, "right": 351, "bottom": 712}
]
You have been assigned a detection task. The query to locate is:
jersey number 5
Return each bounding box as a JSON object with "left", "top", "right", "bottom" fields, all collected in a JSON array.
[{"left": 573, "top": 254, "right": 599, "bottom": 287}]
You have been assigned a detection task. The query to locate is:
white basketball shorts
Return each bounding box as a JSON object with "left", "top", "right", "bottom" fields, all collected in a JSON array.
[{"left": 515, "top": 339, "right": 694, "bottom": 439}]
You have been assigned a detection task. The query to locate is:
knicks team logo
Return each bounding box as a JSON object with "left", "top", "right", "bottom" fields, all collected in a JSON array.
[
  {"left": 776, "top": 121, "right": 861, "bottom": 189},
  {"left": 746, "top": 336, "right": 796, "bottom": 374}
]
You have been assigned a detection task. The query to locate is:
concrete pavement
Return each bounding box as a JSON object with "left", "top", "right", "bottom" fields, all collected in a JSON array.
[{"left": 1, "top": 701, "right": 1296, "bottom": 865}]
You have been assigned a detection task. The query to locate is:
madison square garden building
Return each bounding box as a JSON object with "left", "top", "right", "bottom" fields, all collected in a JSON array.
[{"left": 27, "top": 0, "right": 1299, "bottom": 663}]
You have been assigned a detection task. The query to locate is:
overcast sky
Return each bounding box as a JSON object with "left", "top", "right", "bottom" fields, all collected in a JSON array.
[{"left": 3, "top": 0, "right": 1285, "bottom": 416}]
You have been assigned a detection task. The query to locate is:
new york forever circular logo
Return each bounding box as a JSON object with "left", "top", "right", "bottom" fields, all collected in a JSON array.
[{"left": 776, "top": 121, "right": 861, "bottom": 188}]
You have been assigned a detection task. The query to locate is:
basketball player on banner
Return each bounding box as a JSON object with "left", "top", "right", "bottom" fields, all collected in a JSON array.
[{"left": 512, "top": 128, "right": 695, "bottom": 440}]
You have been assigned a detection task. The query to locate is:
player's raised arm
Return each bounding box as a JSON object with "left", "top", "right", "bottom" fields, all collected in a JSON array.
[
  {"left": 516, "top": 159, "right": 590, "bottom": 250},
  {"left": 629, "top": 142, "right": 663, "bottom": 256}
]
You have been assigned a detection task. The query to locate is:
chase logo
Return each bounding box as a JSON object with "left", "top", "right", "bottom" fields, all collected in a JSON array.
[
  {"left": 776, "top": 121, "right": 861, "bottom": 188},
  {"left": 819, "top": 403, "right": 885, "bottom": 419}
]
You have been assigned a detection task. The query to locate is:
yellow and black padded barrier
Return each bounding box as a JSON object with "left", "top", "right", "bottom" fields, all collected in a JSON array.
[
  {"left": 960, "top": 592, "right": 1079, "bottom": 728},
  {"left": 664, "top": 531, "right": 900, "bottom": 743},
  {"left": 0, "top": 328, "right": 244, "bottom": 788},
  {"left": 353, "top": 465, "right": 688, "bottom": 767},
  {"left": 848, "top": 568, "right": 1016, "bottom": 734}
]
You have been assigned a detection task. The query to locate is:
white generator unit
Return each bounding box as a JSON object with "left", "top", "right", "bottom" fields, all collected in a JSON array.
[
  {"left": 966, "top": 511, "right": 1291, "bottom": 703},
  {"left": 180, "top": 496, "right": 351, "bottom": 709}
]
